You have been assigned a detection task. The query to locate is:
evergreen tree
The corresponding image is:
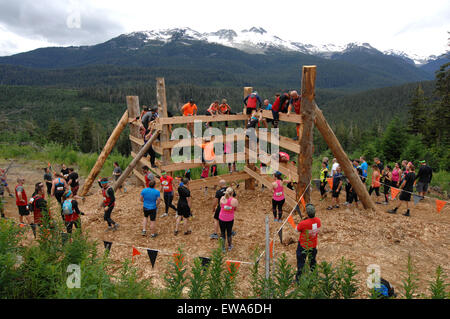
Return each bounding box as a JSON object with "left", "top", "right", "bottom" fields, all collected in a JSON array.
[
  {"left": 431, "top": 62, "right": 450, "bottom": 146},
  {"left": 381, "top": 117, "right": 406, "bottom": 162},
  {"left": 79, "top": 118, "right": 94, "bottom": 153},
  {"left": 407, "top": 84, "right": 427, "bottom": 135}
]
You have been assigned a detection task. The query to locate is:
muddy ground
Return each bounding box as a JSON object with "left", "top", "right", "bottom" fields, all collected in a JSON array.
[{"left": 2, "top": 159, "right": 449, "bottom": 298}]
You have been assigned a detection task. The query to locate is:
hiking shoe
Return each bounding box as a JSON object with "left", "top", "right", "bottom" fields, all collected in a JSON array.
[
  {"left": 387, "top": 209, "right": 397, "bottom": 214},
  {"left": 141, "top": 230, "right": 146, "bottom": 236},
  {"left": 161, "top": 213, "right": 168, "bottom": 218},
  {"left": 113, "top": 223, "right": 119, "bottom": 231},
  {"left": 231, "top": 231, "right": 236, "bottom": 236},
  {"left": 343, "top": 202, "right": 349, "bottom": 206},
  {"left": 334, "top": 205, "right": 340, "bottom": 209},
  {"left": 151, "top": 233, "right": 158, "bottom": 238},
  {"left": 8, "top": 194, "right": 14, "bottom": 198},
  {"left": 327, "top": 206, "right": 333, "bottom": 210},
  {"left": 210, "top": 233, "right": 219, "bottom": 239},
  {"left": 403, "top": 210, "right": 410, "bottom": 217},
  {"left": 107, "top": 226, "right": 113, "bottom": 231},
  {"left": 228, "top": 245, "right": 233, "bottom": 251},
  {"left": 184, "top": 230, "right": 192, "bottom": 235},
  {"left": 174, "top": 230, "right": 179, "bottom": 236}
]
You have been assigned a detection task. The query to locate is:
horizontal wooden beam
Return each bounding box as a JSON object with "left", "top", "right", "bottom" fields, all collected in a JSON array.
[
  {"left": 256, "top": 131, "right": 300, "bottom": 153},
  {"left": 261, "top": 110, "right": 302, "bottom": 124},
  {"left": 131, "top": 151, "right": 163, "bottom": 176},
  {"left": 187, "top": 171, "right": 250, "bottom": 190},
  {"left": 243, "top": 166, "right": 298, "bottom": 208},
  {"left": 248, "top": 149, "right": 299, "bottom": 182},
  {"left": 156, "top": 114, "right": 248, "bottom": 126},
  {"left": 130, "top": 135, "right": 163, "bottom": 154},
  {"left": 159, "top": 152, "right": 247, "bottom": 172}
]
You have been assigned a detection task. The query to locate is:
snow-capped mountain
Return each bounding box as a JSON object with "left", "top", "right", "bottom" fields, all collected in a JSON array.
[{"left": 123, "top": 27, "right": 436, "bottom": 65}]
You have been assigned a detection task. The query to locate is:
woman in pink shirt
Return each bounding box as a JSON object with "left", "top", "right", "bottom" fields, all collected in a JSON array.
[
  {"left": 392, "top": 162, "right": 401, "bottom": 187},
  {"left": 271, "top": 171, "right": 285, "bottom": 222},
  {"left": 219, "top": 187, "right": 238, "bottom": 252}
]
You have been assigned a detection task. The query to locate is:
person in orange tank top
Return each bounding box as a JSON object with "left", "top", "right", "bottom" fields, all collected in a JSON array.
[{"left": 369, "top": 164, "right": 382, "bottom": 203}]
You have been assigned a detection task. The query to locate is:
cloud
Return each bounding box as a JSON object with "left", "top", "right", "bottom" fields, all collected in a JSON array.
[{"left": 0, "top": 0, "right": 125, "bottom": 46}]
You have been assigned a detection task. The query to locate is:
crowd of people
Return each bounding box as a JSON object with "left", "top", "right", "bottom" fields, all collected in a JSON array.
[{"left": 319, "top": 156, "right": 433, "bottom": 217}]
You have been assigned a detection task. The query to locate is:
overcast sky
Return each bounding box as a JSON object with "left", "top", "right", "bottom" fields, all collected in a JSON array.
[{"left": 0, "top": 0, "right": 448, "bottom": 57}]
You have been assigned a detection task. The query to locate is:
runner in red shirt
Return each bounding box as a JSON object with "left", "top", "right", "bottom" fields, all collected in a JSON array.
[
  {"left": 15, "top": 177, "right": 31, "bottom": 225},
  {"left": 160, "top": 170, "right": 177, "bottom": 217},
  {"left": 295, "top": 203, "right": 321, "bottom": 282}
]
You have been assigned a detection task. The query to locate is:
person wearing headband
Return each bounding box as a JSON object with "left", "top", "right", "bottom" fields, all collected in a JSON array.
[
  {"left": 62, "top": 190, "right": 84, "bottom": 234},
  {"left": 99, "top": 178, "right": 119, "bottom": 231}
]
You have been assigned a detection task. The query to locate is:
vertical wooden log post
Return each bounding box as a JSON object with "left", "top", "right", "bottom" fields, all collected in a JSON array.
[
  {"left": 127, "top": 96, "right": 143, "bottom": 186},
  {"left": 297, "top": 66, "right": 316, "bottom": 204},
  {"left": 79, "top": 110, "right": 129, "bottom": 197},
  {"left": 156, "top": 78, "right": 171, "bottom": 168},
  {"left": 313, "top": 103, "right": 376, "bottom": 210},
  {"left": 244, "top": 86, "right": 255, "bottom": 190}
]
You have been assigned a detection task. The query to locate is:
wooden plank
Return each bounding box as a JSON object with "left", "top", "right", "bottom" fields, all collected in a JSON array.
[
  {"left": 158, "top": 133, "right": 246, "bottom": 149},
  {"left": 261, "top": 109, "right": 303, "bottom": 124},
  {"left": 132, "top": 168, "right": 161, "bottom": 187},
  {"left": 187, "top": 171, "right": 250, "bottom": 190},
  {"left": 256, "top": 130, "right": 301, "bottom": 153},
  {"left": 313, "top": 101, "right": 376, "bottom": 210},
  {"left": 244, "top": 87, "right": 255, "bottom": 190},
  {"left": 155, "top": 114, "right": 248, "bottom": 126},
  {"left": 129, "top": 135, "right": 163, "bottom": 154},
  {"left": 243, "top": 166, "right": 298, "bottom": 208},
  {"left": 79, "top": 110, "right": 129, "bottom": 197},
  {"left": 297, "top": 66, "right": 316, "bottom": 203},
  {"left": 255, "top": 149, "right": 299, "bottom": 182},
  {"left": 159, "top": 152, "right": 247, "bottom": 172}
]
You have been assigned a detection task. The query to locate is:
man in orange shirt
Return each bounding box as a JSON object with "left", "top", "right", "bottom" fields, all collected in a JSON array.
[{"left": 181, "top": 99, "right": 198, "bottom": 134}]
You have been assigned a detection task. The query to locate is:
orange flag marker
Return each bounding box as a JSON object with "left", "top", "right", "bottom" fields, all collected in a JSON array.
[
  {"left": 226, "top": 260, "right": 241, "bottom": 277},
  {"left": 300, "top": 196, "right": 306, "bottom": 209},
  {"left": 269, "top": 240, "right": 274, "bottom": 259},
  {"left": 436, "top": 200, "right": 446, "bottom": 213},
  {"left": 287, "top": 214, "right": 296, "bottom": 229},
  {"left": 391, "top": 187, "right": 400, "bottom": 200},
  {"left": 327, "top": 178, "right": 333, "bottom": 189},
  {"left": 173, "top": 253, "right": 185, "bottom": 270},
  {"left": 132, "top": 246, "right": 141, "bottom": 262}
]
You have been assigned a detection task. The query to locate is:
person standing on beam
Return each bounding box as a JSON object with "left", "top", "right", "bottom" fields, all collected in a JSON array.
[
  {"left": 243, "top": 91, "right": 262, "bottom": 115},
  {"left": 181, "top": 99, "right": 198, "bottom": 135}
]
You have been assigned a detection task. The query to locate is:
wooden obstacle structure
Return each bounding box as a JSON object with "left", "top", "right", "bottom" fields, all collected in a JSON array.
[{"left": 81, "top": 66, "right": 375, "bottom": 211}]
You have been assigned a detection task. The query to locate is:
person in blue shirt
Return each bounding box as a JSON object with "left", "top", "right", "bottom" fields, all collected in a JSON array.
[
  {"left": 140, "top": 180, "right": 161, "bottom": 237},
  {"left": 359, "top": 156, "right": 368, "bottom": 183}
]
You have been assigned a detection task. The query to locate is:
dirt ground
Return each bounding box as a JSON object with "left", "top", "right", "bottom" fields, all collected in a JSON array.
[{"left": 2, "top": 159, "right": 449, "bottom": 298}]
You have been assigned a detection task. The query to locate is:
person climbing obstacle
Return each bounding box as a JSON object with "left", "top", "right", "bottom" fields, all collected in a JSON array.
[{"left": 98, "top": 178, "right": 119, "bottom": 231}]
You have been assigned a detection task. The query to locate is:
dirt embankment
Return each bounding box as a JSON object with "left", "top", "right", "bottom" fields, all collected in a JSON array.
[{"left": 2, "top": 159, "right": 449, "bottom": 298}]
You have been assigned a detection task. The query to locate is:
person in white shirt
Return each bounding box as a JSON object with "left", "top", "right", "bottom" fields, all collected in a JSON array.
[{"left": 331, "top": 158, "right": 339, "bottom": 177}]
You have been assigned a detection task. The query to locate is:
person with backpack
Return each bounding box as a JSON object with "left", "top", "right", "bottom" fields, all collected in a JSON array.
[
  {"left": 218, "top": 187, "right": 238, "bottom": 252},
  {"left": 61, "top": 190, "right": 84, "bottom": 234},
  {"left": 51, "top": 173, "right": 68, "bottom": 206},
  {"left": 99, "top": 178, "right": 119, "bottom": 231},
  {"left": 140, "top": 180, "right": 161, "bottom": 237},
  {"left": 175, "top": 178, "right": 192, "bottom": 236},
  {"left": 159, "top": 170, "right": 177, "bottom": 218},
  {"left": 29, "top": 183, "right": 51, "bottom": 237},
  {"left": 295, "top": 204, "right": 321, "bottom": 282},
  {"left": 15, "top": 177, "right": 31, "bottom": 225},
  {"left": 67, "top": 168, "right": 79, "bottom": 196},
  {"left": 271, "top": 92, "right": 290, "bottom": 128},
  {"left": 243, "top": 91, "right": 262, "bottom": 115},
  {"left": 271, "top": 171, "right": 285, "bottom": 222}
]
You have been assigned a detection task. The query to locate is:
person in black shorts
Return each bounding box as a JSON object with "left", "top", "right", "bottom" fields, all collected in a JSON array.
[
  {"left": 328, "top": 166, "right": 344, "bottom": 210},
  {"left": 388, "top": 163, "right": 416, "bottom": 217},
  {"left": 43, "top": 167, "right": 53, "bottom": 196},
  {"left": 67, "top": 168, "right": 79, "bottom": 196},
  {"left": 210, "top": 179, "right": 237, "bottom": 239},
  {"left": 51, "top": 173, "right": 68, "bottom": 208},
  {"left": 175, "top": 178, "right": 192, "bottom": 235}
]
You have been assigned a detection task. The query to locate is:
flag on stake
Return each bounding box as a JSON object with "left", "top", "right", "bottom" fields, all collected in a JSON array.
[
  {"left": 199, "top": 257, "right": 211, "bottom": 268},
  {"left": 327, "top": 178, "right": 333, "bottom": 189},
  {"left": 413, "top": 194, "right": 421, "bottom": 205},
  {"left": 436, "top": 200, "right": 446, "bottom": 213},
  {"left": 287, "top": 214, "right": 296, "bottom": 229},
  {"left": 391, "top": 187, "right": 400, "bottom": 200},
  {"left": 103, "top": 241, "right": 112, "bottom": 251},
  {"left": 301, "top": 196, "right": 306, "bottom": 209},
  {"left": 132, "top": 246, "right": 141, "bottom": 262},
  {"left": 269, "top": 240, "right": 273, "bottom": 259},
  {"left": 278, "top": 228, "right": 283, "bottom": 244},
  {"left": 226, "top": 260, "right": 241, "bottom": 278},
  {"left": 173, "top": 253, "right": 185, "bottom": 270},
  {"left": 147, "top": 249, "right": 158, "bottom": 268},
  {"left": 19, "top": 223, "right": 25, "bottom": 228}
]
